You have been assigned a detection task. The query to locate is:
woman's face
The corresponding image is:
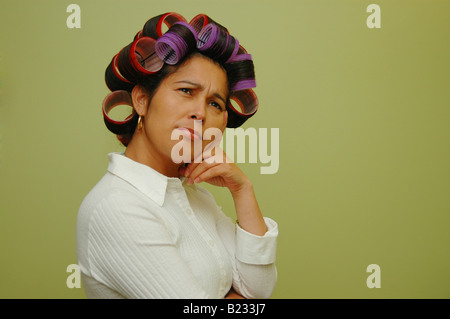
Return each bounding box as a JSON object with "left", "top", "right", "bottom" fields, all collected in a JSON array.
[{"left": 139, "top": 54, "right": 229, "bottom": 167}]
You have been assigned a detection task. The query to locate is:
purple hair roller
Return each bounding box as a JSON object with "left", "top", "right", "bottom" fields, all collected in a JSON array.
[
  {"left": 155, "top": 22, "right": 197, "bottom": 65},
  {"left": 228, "top": 53, "right": 252, "bottom": 63},
  {"left": 225, "top": 37, "right": 240, "bottom": 63},
  {"left": 231, "top": 79, "right": 257, "bottom": 91},
  {"left": 156, "top": 33, "right": 186, "bottom": 64},
  {"left": 175, "top": 21, "right": 199, "bottom": 42},
  {"left": 197, "top": 23, "right": 219, "bottom": 51}
]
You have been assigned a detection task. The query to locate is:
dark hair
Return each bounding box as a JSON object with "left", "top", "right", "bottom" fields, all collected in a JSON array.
[{"left": 103, "top": 13, "right": 258, "bottom": 146}]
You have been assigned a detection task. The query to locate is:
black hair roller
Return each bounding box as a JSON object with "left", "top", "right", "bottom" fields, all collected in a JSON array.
[
  {"left": 226, "top": 89, "right": 259, "bottom": 128},
  {"left": 102, "top": 90, "right": 139, "bottom": 136},
  {"left": 142, "top": 12, "right": 186, "bottom": 40},
  {"left": 105, "top": 55, "right": 135, "bottom": 92}
]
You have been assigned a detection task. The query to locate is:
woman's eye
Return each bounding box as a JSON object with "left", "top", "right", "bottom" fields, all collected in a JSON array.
[
  {"left": 210, "top": 101, "right": 223, "bottom": 110},
  {"left": 179, "top": 88, "right": 191, "bottom": 94}
]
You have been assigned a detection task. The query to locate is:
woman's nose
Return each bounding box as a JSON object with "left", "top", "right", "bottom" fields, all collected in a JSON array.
[{"left": 188, "top": 100, "right": 206, "bottom": 121}]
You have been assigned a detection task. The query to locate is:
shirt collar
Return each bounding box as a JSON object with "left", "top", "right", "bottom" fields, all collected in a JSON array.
[{"left": 106, "top": 152, "right": 188, "bottom": 207}]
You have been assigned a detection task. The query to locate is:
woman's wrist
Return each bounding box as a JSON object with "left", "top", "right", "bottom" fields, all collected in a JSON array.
[
  {"left": 229, "top": 176, "right": 253, "bottom": 199},
  {"left": 231, "top": 180, "right": 268, "bottom": 236}
]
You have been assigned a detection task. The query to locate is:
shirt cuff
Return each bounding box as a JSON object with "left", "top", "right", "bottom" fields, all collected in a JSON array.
[{"left": 235, "top": 217, "right": 278, "bottom": 265}]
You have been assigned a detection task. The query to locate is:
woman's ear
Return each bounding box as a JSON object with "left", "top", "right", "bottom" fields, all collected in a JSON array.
[{"left": 131, "top": 85, "right": 150, "bottom": 117}]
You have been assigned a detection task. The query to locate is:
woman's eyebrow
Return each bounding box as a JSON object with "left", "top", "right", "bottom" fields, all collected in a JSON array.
[
  {"left": 214, "top": 93, "right": 227, "bottom": 105},
  {"left": 175, "top": 80, "right": 227, "bottom": 104},
  {"left": 175, "top": 80, "right": 201, "bottom": 88}
]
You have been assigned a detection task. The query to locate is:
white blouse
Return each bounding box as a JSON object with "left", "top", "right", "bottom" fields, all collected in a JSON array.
[{"left": 76, "top": 152, "right": 278, "bottom": 299}]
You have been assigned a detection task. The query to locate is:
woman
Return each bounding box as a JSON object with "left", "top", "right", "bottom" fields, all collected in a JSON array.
[{"left": 76, "top": 12, "right": 278, "bottom": 299}]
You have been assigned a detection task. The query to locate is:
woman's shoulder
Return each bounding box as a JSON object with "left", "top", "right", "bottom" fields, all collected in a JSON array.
[
  {"left": 79, "top": 173, "right": 124, "bottom": 211},
  {"left": 77, "top": 171, "right": 171, "bottom": 245},
  {"left": 77, "top": 172, "right": 156, "bottom": 221}
]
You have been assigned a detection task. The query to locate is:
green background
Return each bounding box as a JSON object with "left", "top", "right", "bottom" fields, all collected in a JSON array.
[{"left": 0, "top": 0, "right": 449, "bottom": 298}]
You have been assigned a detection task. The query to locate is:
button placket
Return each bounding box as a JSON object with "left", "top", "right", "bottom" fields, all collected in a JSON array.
[{"left": 172, "top": 182, "right": 230, "bottom": 297}]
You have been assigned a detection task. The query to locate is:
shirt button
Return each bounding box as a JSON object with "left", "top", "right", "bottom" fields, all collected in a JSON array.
[{"left": 208, "top": 240, "right": 215, "bottom": 247}]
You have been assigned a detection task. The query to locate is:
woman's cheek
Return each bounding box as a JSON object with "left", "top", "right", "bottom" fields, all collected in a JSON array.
[{"left": 220, "top": 110, "right": 228, "bottom": 130}]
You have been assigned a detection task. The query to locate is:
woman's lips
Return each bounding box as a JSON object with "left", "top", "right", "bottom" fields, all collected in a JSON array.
[{"left": 176, "top": 127, "right": 202, "bottom": 141}]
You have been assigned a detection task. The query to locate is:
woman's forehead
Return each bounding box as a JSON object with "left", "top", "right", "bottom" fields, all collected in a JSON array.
[{"left": 168, "top": 56, "right": 227, "bottom": 85}]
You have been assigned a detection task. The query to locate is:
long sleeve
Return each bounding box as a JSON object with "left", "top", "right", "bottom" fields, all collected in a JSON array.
[{"left": 215, "top": 208, "right": 278, "bottom": 299}]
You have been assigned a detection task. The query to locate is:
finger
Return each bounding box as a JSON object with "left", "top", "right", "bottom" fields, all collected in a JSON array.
[
  {"left": 185, "top": 146, "right": 224, "bottom": 177},
  {"left": 183, "top": 146, "right": 209, "bottom": 177},
  {"left": 188, "top": 161, "right": 221, "bottom": 184},
  {"left": 184, "top": 161, "right": 201, "bottom": 178},
  {"left": 194, "top": 164, "right": 227, "bottom": 184},
  {"left": 178, "top": 165, "right": 188, "bottom": 177}
]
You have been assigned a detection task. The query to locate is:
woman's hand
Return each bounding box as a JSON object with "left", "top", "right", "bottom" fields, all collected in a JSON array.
[
  {"left": 178, "top": 147, "right": 268, "bottom": 236},
  {"left": 178, "top": 147, "right": 250, "bottom": 196}
]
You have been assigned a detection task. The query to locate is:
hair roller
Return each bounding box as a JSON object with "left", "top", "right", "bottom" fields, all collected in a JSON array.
[
  {"left": 226, "top": 89, "right": 259, "bottom": 128},
  {"left": 134, "top": 30, "right": 143, "bottom": 40},
  {"left": 117, "top": 37, "right": 164, "bottom": 83},
  {"left": 190, "top": 13, "right": 229, "bottom": 33},
  {"left": 117, "top": 42, "right": 140, "bottom": 83},
  {"left": 105, "top": 54, "right": 135, "bottom": 92},
  {"left": 236, "top": 44, "right": 248, "bottom": 55},
  {"left": 220, "top": 33, "right": 239, "bottom": 63},
  {"left": 230, "top": 79, "right": 256, "bottom": 91},
  {"left": 225, "top": 36, "right": 240, "bottom": 63},
  {"left": 102, "top": 90, "right": 138, "bottom": 136},
  {"left": 197, "top": 23, "right": 238, "bottom": 63},
  {"left": 189, "top": 14, "right": 229, "bottom": 35},
  {"left": 189, "top": 14, "right": 210, "bottom": 34},
  {"left": 155, "top": 22, "right": 198, "bottom": 65},
  {"left": 130, "top": 37, "right": 164, "bottom": 74},
  {"left": 228, "top": 53, "right": 252, "bottom": 62},
  {"left": 197, "top": 23, "right": 223, "bottom": 53},
  {"left": 225, "top": 54, "right": 256, "bottom": 91},
  {"left": 142, "top": 12, "right": 187, "bottom": 39}
]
